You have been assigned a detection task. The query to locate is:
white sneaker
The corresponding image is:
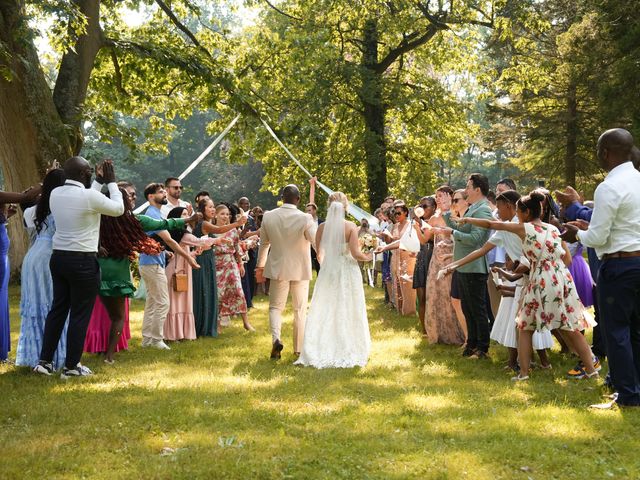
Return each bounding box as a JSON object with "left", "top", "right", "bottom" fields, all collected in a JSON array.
[
  {"left": 61, "top": 363, "right": 93, "bottom": 379},
  {"left": 152, "top": 340, "right": 171, "bottom": 350}
]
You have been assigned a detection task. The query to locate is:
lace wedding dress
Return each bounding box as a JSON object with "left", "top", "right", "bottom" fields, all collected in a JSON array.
[{"left": 294, "top": 202, "right": 371, "bottom": 368}]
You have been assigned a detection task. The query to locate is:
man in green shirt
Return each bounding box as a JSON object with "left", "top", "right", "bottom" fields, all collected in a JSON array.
[{"left": 441, "top": 173, "right": 494, "bottom": 358}]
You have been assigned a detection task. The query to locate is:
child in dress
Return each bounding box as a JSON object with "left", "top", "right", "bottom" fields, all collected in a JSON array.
[{"left": 452, "top": 191, "right": 599, "bottom": 381}]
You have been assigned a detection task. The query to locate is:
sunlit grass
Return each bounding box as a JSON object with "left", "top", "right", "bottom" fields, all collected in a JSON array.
[{"left": 2, "top": 284, "right": 639, "bottom": 479}]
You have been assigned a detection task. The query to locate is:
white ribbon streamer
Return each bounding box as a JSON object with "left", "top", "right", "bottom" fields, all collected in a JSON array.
[{"left": 133, "top": 114, "right": 241, "bottom": 214}]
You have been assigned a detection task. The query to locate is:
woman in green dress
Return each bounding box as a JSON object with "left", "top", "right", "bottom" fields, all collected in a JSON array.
[{"left": 193, "top": 198, "right": 246, "bottom": 337}]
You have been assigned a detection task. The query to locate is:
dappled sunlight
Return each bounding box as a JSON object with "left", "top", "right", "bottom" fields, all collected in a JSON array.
[{"left": 403, "top": 392, "right": 461, "bottom": 413}]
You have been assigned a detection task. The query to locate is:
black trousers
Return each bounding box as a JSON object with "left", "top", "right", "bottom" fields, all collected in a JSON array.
[
  {"left": 311, "top": 246, "right": 320, "bottom": 273},
  {"left": 458, "top": 272, "right": 490, "bottom": 353},
  {"left": 40, "top": 252, "right": 100, "bottom": 369},
  {"left": 597, "top": 257, "right": 640, "bottom": 406},
  {"left": 590, "top": 284, "right": 607, "bottom": 359}
]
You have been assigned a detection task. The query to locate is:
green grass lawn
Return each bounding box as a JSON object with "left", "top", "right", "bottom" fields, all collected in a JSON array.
[{"left": 1, "top": 284, "right": 639, "bottom": 479}]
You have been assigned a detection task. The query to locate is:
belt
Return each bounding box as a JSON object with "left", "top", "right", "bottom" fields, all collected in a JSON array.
[
  {"left": 52, "top": 250, "right": 97, "bottom": 257},
  {"left": 602, "top": 250, "right": 640, "bottom": 260}
]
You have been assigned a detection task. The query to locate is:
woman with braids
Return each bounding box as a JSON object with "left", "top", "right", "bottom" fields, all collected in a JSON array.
[
  {"left": 192, "top": 198, "right": 247, "bottom": 337},
  {"left": 84, "top": 187, "right": 164, "bottom": 364},
  {"left": 449, "top": 191, "right": 599, "bottom": 382},
  {"left": 163, "top": 206, "right": 219, "bottom": 341},
  {"left": 15, "top": 169, "right": 67, "bottom": 369}
]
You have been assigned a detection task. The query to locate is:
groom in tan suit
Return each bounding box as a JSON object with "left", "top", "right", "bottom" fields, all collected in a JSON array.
[{"left": 255, "top": 185, "right": 317, "bottom": 359}]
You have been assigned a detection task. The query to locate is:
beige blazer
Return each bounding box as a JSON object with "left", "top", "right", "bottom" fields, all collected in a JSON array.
[{"left": 256, "top": 204, "right": 317, "bottom": 281}]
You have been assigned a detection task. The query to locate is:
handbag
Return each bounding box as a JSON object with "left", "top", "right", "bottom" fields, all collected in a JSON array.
[
  {"left": 399, "top": 222, "right": 421, "bottom": 253},
  {"left": 172, "top": 270, "right": 188, "bottom": 292}
]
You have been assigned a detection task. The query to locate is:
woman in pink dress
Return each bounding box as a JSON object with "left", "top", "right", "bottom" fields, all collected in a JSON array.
[
  {"left": 164, "top": 206, "right": 219, "bottom": 341},
  {"left": 214, "top": 203, "right": 254, "bottom": 331}
]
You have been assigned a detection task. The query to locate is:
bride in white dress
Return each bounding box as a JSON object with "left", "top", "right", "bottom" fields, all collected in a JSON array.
[{"left": 295, "top": 192, "right": 373, "bottom": 368}]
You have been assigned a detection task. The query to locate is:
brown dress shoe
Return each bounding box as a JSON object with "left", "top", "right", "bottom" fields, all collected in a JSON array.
[{"left": 270, "top": 340, "right": 284, "bottom": 359}]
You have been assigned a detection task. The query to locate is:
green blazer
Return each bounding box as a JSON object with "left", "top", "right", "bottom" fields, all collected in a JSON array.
[{"left": 443, "top": 198, "right": 494, "bottom": 274}]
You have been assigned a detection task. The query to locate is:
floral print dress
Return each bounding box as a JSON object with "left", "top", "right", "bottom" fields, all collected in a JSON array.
[
  {"left": 215, "top": 228, "right": 247, "bottom": 317},
  {"left": 517, "top": 222, "right": 594, "bottom": 332}
]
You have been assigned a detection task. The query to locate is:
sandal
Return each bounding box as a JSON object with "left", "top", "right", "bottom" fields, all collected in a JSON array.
[{"left": 511, "top": 374, "right": 529, "bottom": 382}]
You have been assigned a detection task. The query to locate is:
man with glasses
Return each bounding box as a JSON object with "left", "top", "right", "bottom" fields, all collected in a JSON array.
[
  {"left": 442, "top": 173, "right": 494, "bottom": 359},
  {"left": 161, "top": 177, "right": 191, "bottom": 218}
]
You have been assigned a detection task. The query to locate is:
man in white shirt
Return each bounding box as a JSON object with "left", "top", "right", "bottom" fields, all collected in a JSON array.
[
  {"left": 35, "top": 157, "right": 124, "bottom": 378},
  {"left": 563, "top": 128, "right": 640, "bottom": 408},
  {"left": 160, "top": 177, "right": 191, "bottom": 218}
]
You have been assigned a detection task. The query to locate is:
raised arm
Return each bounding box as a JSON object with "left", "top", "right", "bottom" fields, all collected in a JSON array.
[
  {"left": 459, "top": 217, "right": 526, "bottom": 239},
  {"left": 443, "top": 241, "right": 496, "bottom": 273},
  {"left": 155, "top": 230, "right": 200, "bottom": 269}
]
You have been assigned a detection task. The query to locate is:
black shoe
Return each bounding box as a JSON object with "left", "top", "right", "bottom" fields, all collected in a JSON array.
[
  {"left": 270, "top": 340, "right": 284, "bottom": 360},
  {"left": 33, "top": 361, "right": 54, "bottom": 376},
  {"left": 462, "top": 348, "right": 475, "bottom": 357}
]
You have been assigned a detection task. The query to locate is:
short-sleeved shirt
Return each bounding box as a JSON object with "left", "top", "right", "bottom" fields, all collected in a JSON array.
[{"left": 139, "top": 205, "right": 166, "bottom": 267}]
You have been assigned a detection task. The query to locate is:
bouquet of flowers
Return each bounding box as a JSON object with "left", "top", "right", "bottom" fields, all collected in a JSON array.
[
  {"left": 358, "top": 233, "right": 377, "bottom": 286},
  {"left": 359, "top": 233, "right": 378, "bottom": 254}
]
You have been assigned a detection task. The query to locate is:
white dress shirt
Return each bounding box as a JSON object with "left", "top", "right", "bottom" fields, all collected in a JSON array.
[
  {"left": 577, "top": 162, "right": 640, "bottom": 259},
  {"left": 160, "top": 199, "right": 191, "bottom": 218},
  {"left": 51, "top": 180, "right": 124, "bottom": 252}
]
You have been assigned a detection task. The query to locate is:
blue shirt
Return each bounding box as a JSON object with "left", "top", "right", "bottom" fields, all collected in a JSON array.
[{"left": 139, "top": 205, "right": 166, "bottom": 267}]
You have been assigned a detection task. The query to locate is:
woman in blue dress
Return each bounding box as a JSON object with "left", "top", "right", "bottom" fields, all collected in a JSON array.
[{"left": 15, "top": 170, "right": 67, "bottom": 368}]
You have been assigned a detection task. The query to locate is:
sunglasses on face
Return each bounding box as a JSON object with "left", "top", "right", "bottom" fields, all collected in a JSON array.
[
  {"left": 453, "top": 198, "right": 463, "bottom": 203},
  {"left": 394, "top": 210, "right": 405, "bottom": 215},
  {"left": 170, "top": 186, "right": 184, "bottom": 190}
]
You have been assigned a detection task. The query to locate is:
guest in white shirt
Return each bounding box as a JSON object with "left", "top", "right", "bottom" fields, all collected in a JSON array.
[
  {"left": 160, "top": 177, "right": 191, "bottom": 218},
  {"left": 563, "top": 128, "right": 640, "bottom": 407},
  {"left": 35, "top": 158, "right": 124, "bottom": 379}
]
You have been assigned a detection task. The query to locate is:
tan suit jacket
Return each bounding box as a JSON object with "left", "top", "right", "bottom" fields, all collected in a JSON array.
[{"left": 256, "top": 204, "right": 317, "bottom": 281}]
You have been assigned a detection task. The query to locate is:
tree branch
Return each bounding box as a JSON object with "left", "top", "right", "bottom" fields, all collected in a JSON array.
[
  {"left": 375, "top": 25, "right": 441, "bottom": 73},
  {"left": 109, "top": 48, "right": 128, "bottom": 97},
  {"left": 154, "top": 0, "right": 213, "bottom": 59},
  {"left": 262, "top": 0, "right": 302, "bottom": 21}
]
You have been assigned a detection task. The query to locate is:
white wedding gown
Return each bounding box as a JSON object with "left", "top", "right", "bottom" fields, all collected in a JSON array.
[{"left": 295, "top": 203, "right": 371, "bottom": 368}]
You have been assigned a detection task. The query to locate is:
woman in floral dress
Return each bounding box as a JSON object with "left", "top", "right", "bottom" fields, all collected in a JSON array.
[
  {"left": 214, "top": 204, "right": 254, "bottom": 331},
  {"left": 458, "top": 191, "right": 598, "bottom": 381}
]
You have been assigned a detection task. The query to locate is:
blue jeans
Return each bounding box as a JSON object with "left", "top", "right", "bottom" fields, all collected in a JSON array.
[{"left": 597, "top": 257, "right": 640, "bottom": 406}]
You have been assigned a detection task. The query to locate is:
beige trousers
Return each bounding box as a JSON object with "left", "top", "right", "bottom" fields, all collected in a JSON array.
[
  {"left": 140, "top": 264, "right": 170, "bottom": 342},
  {"left": 268, "top": 279, "right": 309, "bottom": 353}
]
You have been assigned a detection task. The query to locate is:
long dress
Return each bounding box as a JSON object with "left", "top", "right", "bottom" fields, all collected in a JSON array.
[
  {"left": 164, "top": 234, "right": 213, "bottom": 340},
  {"left": 84, "top": 257, "right": 134, "bottom": 353},
  {"left": 0, "top": 219, "right": 10, "bottom": 361},
  {"left": 192, "top": 222, "right": 218, "bottom": 337},
  {"left": 215, "top": 228, "right": 247, "bottom": 318},
  {"left": 424, "top": 233, "right": 466, "bottom": 345},
  {"left": 84, "top": 298, "right": 131, "bottom": 353},
  {"left": 517, "top": 223, "right": 594, "bottom": 331},
  {"left": 295, "top": 236, "right": 370, "bottom": 368},
  {"left": 16, "top": 213, "right": 68, "bottom": 368},
  {"left": 567, "top": 242, "right": 594, "bottom": 308},
  {"left": 391, "top": 221, "right": 417, "bottom": 315}
]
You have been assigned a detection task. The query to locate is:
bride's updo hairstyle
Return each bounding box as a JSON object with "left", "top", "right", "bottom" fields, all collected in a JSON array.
[
  {"left": 328, "top": 191, "right": 349, "bottom": 210},
  {"left": 516, "top": 191, "right": 545, "bottom": 220}
]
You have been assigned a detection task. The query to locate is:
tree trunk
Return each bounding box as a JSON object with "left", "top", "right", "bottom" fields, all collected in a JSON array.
[
  {"left": 564, "top": 81, "right": 578, "bottom": 187},
  {"left": 360, "top": 19, "right": 388, "bottom": 210},
  {"left": 0, "top": 0, "right": 73, "bottom": 277},
  {"left": 53, "top": 0, "right": 104, "bottom": 154}
]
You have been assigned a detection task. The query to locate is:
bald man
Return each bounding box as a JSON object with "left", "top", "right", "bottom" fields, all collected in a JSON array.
[
  {"left": 35, "top": 157, "right": 124, "bottom": 378},
  {"left": 563, "top": 129, "right": 640, "bottom": 408}
]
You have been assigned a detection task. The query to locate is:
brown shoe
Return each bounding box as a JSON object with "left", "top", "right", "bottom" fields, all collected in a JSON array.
[{"left": 270, "top": 340, "right": 284, "bottom": 359}]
